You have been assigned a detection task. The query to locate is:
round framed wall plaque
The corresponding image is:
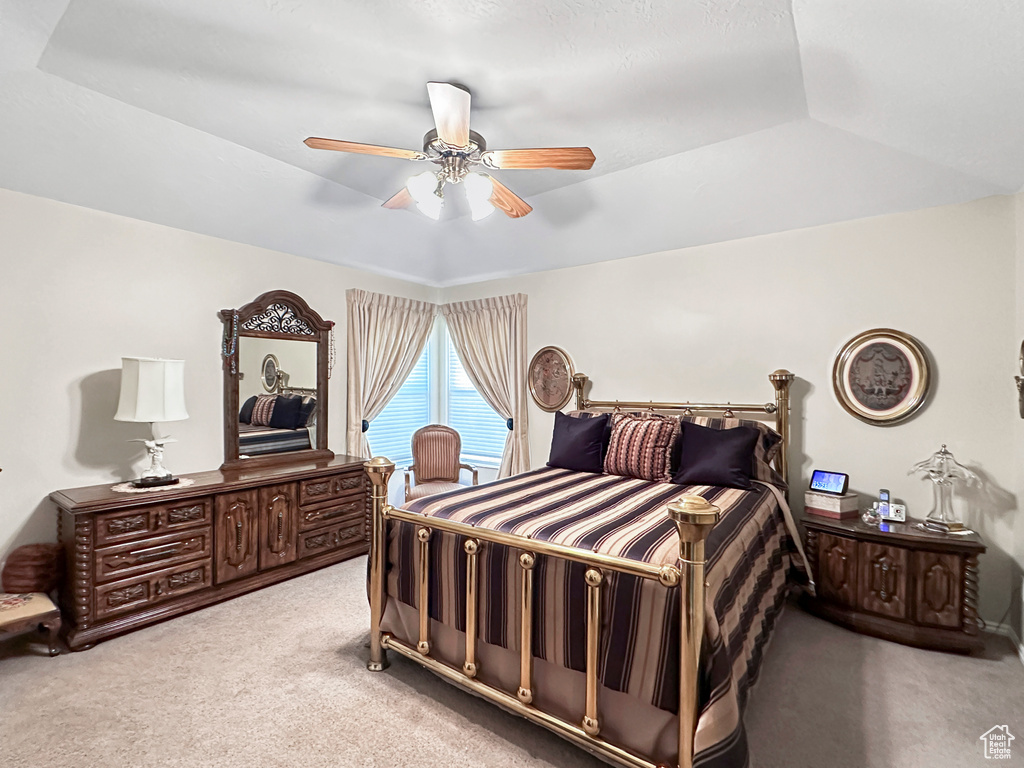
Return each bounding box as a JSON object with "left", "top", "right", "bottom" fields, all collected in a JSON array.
[
  {"left": 261, "top": 354, "right": 280, "bottom": 393},
  {"left": 832, "top": 328, "right": 930, "bottom": 425},
  {"left": 528, "top": 346, "right": 575, "bottom": 412}
]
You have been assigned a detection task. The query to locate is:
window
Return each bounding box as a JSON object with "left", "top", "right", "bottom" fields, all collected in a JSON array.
[
  {"left": 364, "top": 325, "right": 507, "bottom": 467},
  {"left": 364, "top": 343, "right": 430, "bottom": 467},
  {"left": 445, "top": 335, "right": 507, "bottom": 466}
]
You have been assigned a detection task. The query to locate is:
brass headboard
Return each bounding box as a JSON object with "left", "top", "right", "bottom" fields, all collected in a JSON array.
[{"left": 570, "top": 369, "right": 795, "bottom": 483}]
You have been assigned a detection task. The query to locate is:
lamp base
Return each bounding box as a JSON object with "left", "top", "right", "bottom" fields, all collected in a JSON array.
[{"left": 131, "top": 475, "right": 180, "bottom": 489}]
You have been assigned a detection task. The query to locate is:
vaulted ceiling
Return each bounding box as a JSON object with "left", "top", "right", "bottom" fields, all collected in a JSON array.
[{"left": 2, "top": 1, "right": 1022, "bottom": 286}]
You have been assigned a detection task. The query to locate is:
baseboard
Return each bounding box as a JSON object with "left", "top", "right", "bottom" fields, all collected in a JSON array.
[{"left": 987, "top": 622, "right": 1024, "bottom": 668}]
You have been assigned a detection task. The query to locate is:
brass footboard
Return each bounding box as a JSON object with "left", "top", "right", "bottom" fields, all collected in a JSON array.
[{"left": 365, "top": 456, "right": 720, "bottom": 768}]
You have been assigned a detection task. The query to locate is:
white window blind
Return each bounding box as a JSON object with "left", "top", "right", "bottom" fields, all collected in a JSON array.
[
  {"left": 446, "top": 338, "right": 507, "bottom": 465},
  {"left": 365, "top": 344, "right": 430, "bottom": 467}
]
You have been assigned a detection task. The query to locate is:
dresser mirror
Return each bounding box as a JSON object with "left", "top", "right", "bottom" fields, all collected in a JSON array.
[{"left": 220, "top": 290, "right": 334, "bottom": 471}]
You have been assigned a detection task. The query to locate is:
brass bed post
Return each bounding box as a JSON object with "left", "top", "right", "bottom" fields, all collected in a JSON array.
[
  {"left": 769, "top": 370, "right": 794, "bottom": 490},
  {"left": 517, "top": 552, "right": 536, "bottom": 704},
  {"left": 365, "top": 456, "right": 394, "bottom": 672},
  {"left": 463, "top": 539, "right": 480, "bottom": 677},
  {"left": 572, "top": 373, "right": 589, "bottom": 410},
  {"left": 417, "top": 527, "right": 432, "bottom": 655},
  {"left": 668, "top": 495, "right": 721, "bottom": 768},
  {"left": 582, "top": 567, "right": 604, "bottom": 736}
]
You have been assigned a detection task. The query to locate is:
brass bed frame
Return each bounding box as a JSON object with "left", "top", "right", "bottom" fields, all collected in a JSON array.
[{"left": 364, "top": 369, "right": 794, "bottom": 768}]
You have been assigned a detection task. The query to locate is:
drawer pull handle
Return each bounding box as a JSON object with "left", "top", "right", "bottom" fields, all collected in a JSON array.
[
  {"left": 277, "top": 511, "right": 284, "bottom": 541},
  {"left": 235, "top": 521, "right": 243, "bottom": 551},
  {"left": 134, "top": 545, "right": 182, "bottom": 564}
]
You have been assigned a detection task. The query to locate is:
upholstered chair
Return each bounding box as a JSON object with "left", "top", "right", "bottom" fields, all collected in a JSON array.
[{"left": 405, "top": 424, "right": 479, "bottom": 502}]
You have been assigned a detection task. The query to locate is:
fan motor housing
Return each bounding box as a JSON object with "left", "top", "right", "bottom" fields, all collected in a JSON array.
[{"left": 423, "top": 129, "right": 486, "bottom": 156}]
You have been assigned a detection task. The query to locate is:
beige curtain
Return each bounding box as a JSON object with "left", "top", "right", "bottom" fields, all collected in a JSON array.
[
  {"left": 442, "top": 294, "right": 529, "bottom": 478},
  {"left": 346, "top": 289, "right": 438, "bottom": 458}
]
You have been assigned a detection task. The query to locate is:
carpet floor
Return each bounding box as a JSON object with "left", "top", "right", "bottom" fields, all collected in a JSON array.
[{"left": 2, "top": 556, "right": 1021, "bottom": 768}]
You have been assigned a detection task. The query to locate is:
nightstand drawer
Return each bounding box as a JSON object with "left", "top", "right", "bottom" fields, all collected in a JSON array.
[
  {"left": 858, "top": 543, "right": 908, "bottom": 620},
  {"left": 94, "top": 559, "right": 212, "bottom": 620},
  {"left": 913, "top": 551, "right": 963, "bottom": 628},
  {"left": 298, "top": 472, "right": 365, "bottom": 507},
  {"left": 817, "top": 532, "right": 859, "bottom": 608},
  {"left": 95, "top": 529, "right": 213, "bottom": 584},
  {"left": 297, "top": 514, "right": 367, "bottom": 560},
  {"left": 299, "top": 495, "right": 365, "bottom": 532},
  {"left": 95, "top": 498, "right": 212, "bottom": 546}
]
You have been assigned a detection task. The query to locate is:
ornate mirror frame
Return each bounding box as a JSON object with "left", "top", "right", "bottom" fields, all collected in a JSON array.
[{"left": 219, "top": 290, "right": 334, "bottom": 471}]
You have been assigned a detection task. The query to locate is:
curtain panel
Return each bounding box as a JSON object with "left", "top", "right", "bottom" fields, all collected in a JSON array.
[
  {"left": 442, "top": 293, "right": 529, "bottom": 478},
  {"left": 346, "top": 289, "right": 438, "bottom": 458}
]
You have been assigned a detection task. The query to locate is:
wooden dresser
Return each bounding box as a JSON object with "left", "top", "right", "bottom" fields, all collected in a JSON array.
[
  {"left": 52, "top": 455, "right": 369, "bottom": 650},
  {"left": 801, "top": 516, "right": 986, "bottom": 653}
]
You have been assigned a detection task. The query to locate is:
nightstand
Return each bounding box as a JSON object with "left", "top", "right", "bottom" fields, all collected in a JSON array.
[{"left": 801, "top": 516, "right": 986, "bottom": 653}]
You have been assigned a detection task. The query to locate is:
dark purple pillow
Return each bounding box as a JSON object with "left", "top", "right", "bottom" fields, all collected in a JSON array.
[
  {"left": 239, "top": 395, "right": 258, "bottom": 424},
  {"left": 268, "top": 393, "right": 303, "bottom": 430},
  {"left": 548, "top": 411, "right": 610, "bottom": 473},
  {"left": 672, "top": 421, "right": 759, "bottom": 490}
]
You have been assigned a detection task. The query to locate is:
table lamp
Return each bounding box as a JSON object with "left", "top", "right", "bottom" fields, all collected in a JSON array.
[{"left": 114, "top": 357, "right": 189, "bottom": 487}]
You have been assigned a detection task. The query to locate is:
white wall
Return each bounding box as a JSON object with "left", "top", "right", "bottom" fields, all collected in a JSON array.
[
  {"left": 0, "top": 188, "right": 436, "bottom": 558},
  {"left": 443, "top": 196, "right": 1021, "bottom": 630}
]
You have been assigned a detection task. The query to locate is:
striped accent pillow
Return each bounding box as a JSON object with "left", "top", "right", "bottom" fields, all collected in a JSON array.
[
  {"left": 603, "top": 413, "right": 680, "bottom": 482},
  {"left": 250, "top": 394, "right": 277, "bottom": 427},
  {"left": 679, "top": 416, "right": 785, "bottom": 487}
]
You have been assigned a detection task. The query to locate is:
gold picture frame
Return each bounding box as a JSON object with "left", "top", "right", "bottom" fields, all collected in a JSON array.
[
  {"left": 832, "top": 328, "right": 930, "bottom": 425},
  {"left": 528, "top": 346, "right": 575, "bottom": 412}
]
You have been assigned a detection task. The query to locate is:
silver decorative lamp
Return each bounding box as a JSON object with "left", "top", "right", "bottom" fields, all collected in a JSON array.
[{"left": 114, "top": 357, "right": 189, "bottom": 487}]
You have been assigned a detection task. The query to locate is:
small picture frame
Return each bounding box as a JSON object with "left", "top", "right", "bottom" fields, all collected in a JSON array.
[
  {"left": 528, "top": 346, "right": 575, "bottom": 412},
  {"left": 832, "top": 328, "right": 930, "bottom": 425}
]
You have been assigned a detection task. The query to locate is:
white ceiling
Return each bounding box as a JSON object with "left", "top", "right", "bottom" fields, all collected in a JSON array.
[{"left": 1, "top": 0, "right": 1022, "bottom": 286}]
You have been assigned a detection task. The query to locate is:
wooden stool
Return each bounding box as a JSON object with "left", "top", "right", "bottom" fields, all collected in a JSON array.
[{"left": 0, "top": 592, "right": 62, "bottom": 656}]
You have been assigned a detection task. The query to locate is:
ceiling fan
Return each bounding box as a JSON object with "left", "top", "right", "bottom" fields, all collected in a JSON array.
[{"left": 304, "top": 82, "right": 596, "bottom": 221}]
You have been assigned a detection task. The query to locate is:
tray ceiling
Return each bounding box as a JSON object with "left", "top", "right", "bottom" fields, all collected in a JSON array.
[{"left": 1, "top": 0, "right": 1022, "bottom": 286}]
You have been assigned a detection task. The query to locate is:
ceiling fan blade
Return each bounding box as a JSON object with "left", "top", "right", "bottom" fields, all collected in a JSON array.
[
  {"left": 487, "top": 176, "right": 533, "bottom": 219},
  {"left": 481, "top": 147, "right": 596, "bottom": 170},
  {"left": 426, "top": 82, "right": 471, "bottom": 148},
  {"left": 381, "top": 187, "right": 415, "bottom": 210},
  {"left": 304, "top": 137, "right": 425, "bottom": 161}
]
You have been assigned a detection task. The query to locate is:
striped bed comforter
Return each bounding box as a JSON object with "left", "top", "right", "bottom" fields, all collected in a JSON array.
[
  {"left": 390, "top": 467, "right": 803, "bottom": 768},
  {"left": 237, "top": 423, "right": 311, "bottom": 456}
]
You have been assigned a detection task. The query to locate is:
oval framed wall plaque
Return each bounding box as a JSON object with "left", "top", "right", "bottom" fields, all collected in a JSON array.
[{"left": 528, "top": 346, "right": 575, "bottom": 412}]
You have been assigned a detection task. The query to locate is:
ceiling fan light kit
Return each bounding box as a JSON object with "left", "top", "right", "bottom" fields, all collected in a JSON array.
[{"left": 304, "top": 82, "right": 595, "bottom": 220}]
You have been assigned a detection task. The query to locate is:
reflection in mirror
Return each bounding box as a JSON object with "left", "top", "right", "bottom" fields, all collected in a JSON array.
[
  {"left": 237, "top": 338, "right": 319, "bottom": 459},
  {"left": 220, "top": 290, "right": 334, "bottom": 471}
]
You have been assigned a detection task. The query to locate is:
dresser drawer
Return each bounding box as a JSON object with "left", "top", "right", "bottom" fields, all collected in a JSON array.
[
  {"left": 95, "top": 529, "right": 213, "bottom": 584},
  {"left": 94, "top": 559, "right": 213, "bottom": 620},
  {"left": 298, "top": 472, "right": 365, "bottom": 507},
  {"left": 299, "top": 495, "right": 366, "bottom": 532},
  {"left": 95, "top": 498, "right": 212, "bottom": 546},
  {"left": 297, "top": 514, "right": 367, "bottom": 560}
]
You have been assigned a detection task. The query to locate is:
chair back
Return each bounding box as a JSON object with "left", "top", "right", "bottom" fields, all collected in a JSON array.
[{"left": 412, "top": 424, "right": 462, "bottom": 483}]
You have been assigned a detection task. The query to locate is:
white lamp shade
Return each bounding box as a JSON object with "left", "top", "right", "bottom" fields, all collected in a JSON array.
[{"left": 114, "top": 357, "right": 189, "bottom": 423}]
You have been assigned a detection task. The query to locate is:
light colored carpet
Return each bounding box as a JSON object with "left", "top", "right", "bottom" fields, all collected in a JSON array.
[{"left": 1, "top": 557, "right": 1021, "bottom": 768}]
